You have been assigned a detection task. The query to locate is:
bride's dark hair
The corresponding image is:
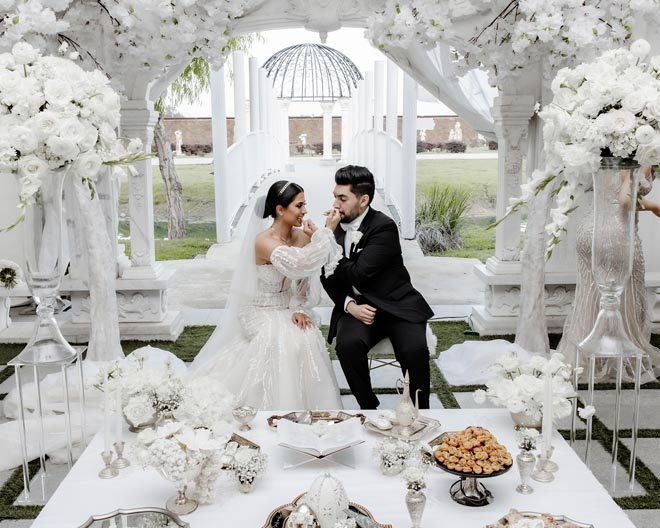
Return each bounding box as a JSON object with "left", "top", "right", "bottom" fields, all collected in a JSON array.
[{"left": 262, "top": 180, "right": 304, "bottom": 218}]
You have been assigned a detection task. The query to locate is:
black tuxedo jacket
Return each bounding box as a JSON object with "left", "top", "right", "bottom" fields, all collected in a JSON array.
[{"left": 321, "top": 208, "right": 434, "bottom": 343}]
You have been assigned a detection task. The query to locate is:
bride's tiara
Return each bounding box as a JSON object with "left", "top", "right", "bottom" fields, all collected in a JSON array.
[{"left": 278, "top": 181, "right": 292, "bottom": 195}]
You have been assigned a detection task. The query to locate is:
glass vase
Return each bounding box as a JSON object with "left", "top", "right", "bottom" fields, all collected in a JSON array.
[
  {"left": 405, "top": 489, "right": 426, "bottom": 528},
  {"left": 16, "top": 167, "right": 76, "bottom": 364},
  {"left": 380, "top": 458, "right": 405, "bottom": 476},
  {"left": 576, "top": 156, "right": 645, "bottom": 490},
  {"left": 515, "top": 450, "right": 535, "bottom": 494}
]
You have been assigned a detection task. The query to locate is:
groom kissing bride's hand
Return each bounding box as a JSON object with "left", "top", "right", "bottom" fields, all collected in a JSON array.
[{"left": 321, "top": 165, "right": 434, "bottom": 410}]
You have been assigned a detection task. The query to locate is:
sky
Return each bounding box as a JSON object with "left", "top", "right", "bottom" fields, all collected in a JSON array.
[{"left": 175, "top": 27, "right": 456, "bottom": 118}]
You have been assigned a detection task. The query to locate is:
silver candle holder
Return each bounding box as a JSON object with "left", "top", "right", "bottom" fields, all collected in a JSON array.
[
  {"left": 99, "top": 450, "right": 119, "bottom": 479},
  {"left": 531, "top": 452, "right": 554, "bottom": 483},
  {"left": 112, "top": 441, "right": 130, "bottom": 470}
]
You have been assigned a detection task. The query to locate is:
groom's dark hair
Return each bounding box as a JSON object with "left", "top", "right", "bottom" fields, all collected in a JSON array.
[{"left": 334, "top": 165, "right": 375, "bottom": 205}]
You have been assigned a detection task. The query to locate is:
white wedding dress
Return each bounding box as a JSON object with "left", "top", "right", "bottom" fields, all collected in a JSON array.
[{"left": 189, "top": 227, "right": 343, "bottom": 410}]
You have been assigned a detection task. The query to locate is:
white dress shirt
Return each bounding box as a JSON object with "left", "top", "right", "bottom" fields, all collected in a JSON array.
[{"left": 341, "top": 208, "right": 369, "bottom": 312}]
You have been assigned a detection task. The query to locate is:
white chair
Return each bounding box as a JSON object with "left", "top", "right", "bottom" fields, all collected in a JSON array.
[{"left": 368, "top": 324, "right": 437, "bottom": 370}]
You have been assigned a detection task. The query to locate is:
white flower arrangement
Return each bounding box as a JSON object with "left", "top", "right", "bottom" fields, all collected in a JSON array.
[
  {"left": 505, "top": 40, "right": 660, "bottom": 254},
  {"left": 0, "top": 42, "right": 146, "bottom": 229},
  {"left": 228, "top": 445, "right": 267, "bottom": 485},
  {"left": 473, "top": 351, "right": 577, "bottom": 421},
  {"left": 401, "top": 464, "right": 427, "bottom": 492},
  {"left": 333, "top": 519, "right": 357, "bottom": 528},
  {"left": 0, "top": 260, "right": 22, "bottom": 289},
  {"left": 373, "top": 438, "right": 417, "bottom": 471},
  {"left": 135, "top": 422, "right": 227, "bottom": 503},
  {"left": 515, "top": 427, "right": 540, "bottom": 451}
]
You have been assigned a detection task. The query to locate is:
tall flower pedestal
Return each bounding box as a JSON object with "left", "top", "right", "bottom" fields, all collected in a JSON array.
[
  {"left": 9, "top": 169, "right": 86, "bottom": 503},
  {"left": 570, "top": 158, "right": 645, "bottom": 492}
]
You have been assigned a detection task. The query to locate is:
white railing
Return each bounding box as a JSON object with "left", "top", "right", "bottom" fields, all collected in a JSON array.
[{"left": 386, "top": 134, "right": 403, "bottom": 221}]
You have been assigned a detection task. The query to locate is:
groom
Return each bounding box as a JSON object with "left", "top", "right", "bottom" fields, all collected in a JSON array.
[{"left": 321, "top": 165, "right": 434, "bottom": 409}]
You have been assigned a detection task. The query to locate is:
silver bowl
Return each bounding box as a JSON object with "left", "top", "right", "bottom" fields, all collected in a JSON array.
[{"left": 232, "top": 406, "right": 257, "bottom": 431}]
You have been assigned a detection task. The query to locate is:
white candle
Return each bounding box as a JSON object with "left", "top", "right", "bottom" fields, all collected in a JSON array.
[
  {"left": 115, "top": 384, "right": 122, "bottom": 442},
  {"left": 103, "top": 376, "right": 111, "bottom": 453},
  {"left": 542, "top": 372, "right": 553, "bottom": 456}
]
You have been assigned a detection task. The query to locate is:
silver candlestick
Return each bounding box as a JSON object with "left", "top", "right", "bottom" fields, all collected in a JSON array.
[
  {"left": 99, "top": 450, "right": 118, "bottom": 479},
  {"left": 112, "top": 441, "right": 130, "bottom": 470},
  {"left": 544, "top": 445, "right": 558, "bottom": 473},
  {"left": 532, "top": 452, "right": 554, "bottom": 483}
]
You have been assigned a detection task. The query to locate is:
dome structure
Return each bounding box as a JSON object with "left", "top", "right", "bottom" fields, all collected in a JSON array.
[{"left": 263, "top": 43, "right": 363, "bottom": 102}]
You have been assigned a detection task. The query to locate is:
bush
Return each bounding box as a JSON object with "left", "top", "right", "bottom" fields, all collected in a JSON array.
[
  {"left": 416, "top": 185, "right": 470, "bottom": 254},
  {"left": 488, "top": 140, "right": 498, "bottom": 150},
  {"left": 444, "top": 141, "right": 466, "bottom": 153},
  {"left": 182, "top": 144, "right": 212, "bottom": 155},
  {"left": 310, "top": 143, "right": 323, "bottom": 155},
  {"left": 416, "top": 141, "right": 431, "bottom": 153}
]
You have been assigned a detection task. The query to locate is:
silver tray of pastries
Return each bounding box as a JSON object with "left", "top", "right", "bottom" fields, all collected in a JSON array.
[
  {"left": 267, "top": 410, "right": 366, "bottom": 428},
  {"left": 364, "top": 414, "right": 440, "bottom": 441},
  {"left": 487, "top": 509, "right": 594, "bottom": 528}
]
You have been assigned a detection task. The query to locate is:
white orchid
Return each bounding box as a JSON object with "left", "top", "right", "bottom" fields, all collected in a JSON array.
[{"left": 175, "top": 426, "right": 227, "bottom": 452}]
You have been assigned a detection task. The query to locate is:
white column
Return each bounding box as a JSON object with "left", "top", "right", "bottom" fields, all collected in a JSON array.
[
  {"left": 120, "top": 100, "right": 160, "bottom": 277},
  {"left": 401, "top": 73, "right": 417, "bottom": 239},
  {"left": 338, "top": 98, "right": 351, "bottom": 162},
  {"left": 280, "top": 100, "right": 291, "bottom": 159},
  {"left": 232, "top": 50, "right": 247, "bottom": 143},
  {"left": 248, "top": 57, "right": 260, "bottom": 134},
  {"left": 373, "top": 61, "right": 385, "bottom": 189},
  {"left": 320, "top": 101, "right": 334, "bottom": 160},
  {"left": 364, "top": 70, "right": 374, "bottom": 171},
  {"left": 210, "top": 66, "right": 231, "bottom": 243},
  {"left": 385, "top": 60, "right": 399, "bottom": 206},
  {"left": 258, "top": 69, "right": 269, "bottom": 173}
]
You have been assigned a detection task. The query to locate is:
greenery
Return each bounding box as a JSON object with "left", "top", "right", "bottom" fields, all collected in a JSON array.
[
  {"left": 432, "top": 217, "right": 495, "bottom": 260},
  {"left": 416, "top": 184, "right": 470, "bottom": 254}
]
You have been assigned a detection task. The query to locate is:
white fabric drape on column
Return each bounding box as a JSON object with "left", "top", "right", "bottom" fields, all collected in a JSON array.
[{"left": 381, "top": 42, "right": 495, "bottom": 137}]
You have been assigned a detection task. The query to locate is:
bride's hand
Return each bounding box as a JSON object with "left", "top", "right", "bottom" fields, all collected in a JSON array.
[
  {"left": 302, "top": 220, "right": 317, "bottom": 237},
  {"left": 324, "top": 208, "right": 341, "bottom": 230},
  {"left": 292, "top": 312, "right": 313, "bottom": 330}
]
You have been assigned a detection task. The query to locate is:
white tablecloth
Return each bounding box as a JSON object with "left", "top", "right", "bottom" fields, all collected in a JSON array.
[{"left": 32, "top": 409, "right": 634, "bottom": 528}]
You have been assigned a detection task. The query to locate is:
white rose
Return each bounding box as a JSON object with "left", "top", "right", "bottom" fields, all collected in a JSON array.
[
  {"left": 635, "top": 125, "right": 656, "bottom": 145},
  {"left": 43, "top": 79, "right": 73, "bottom": 107},
  {"left": 473, "top": 389, "right": 487, "bottom": 404},
  {"left": 529, "top": 355, "right": 547, "bottom": 372},
  {"left": 127, "top": 138, "right": 143, "bottom": 154},
  {"left": 59, "top": 118, "right": 86, "bottom": 143},
  {"left": 11, "top": 126, "right": 38, "bottom": 154},
  {"left": 18, "top": 155, "right": 47, "bottom": 182},
  {"left": 630, "top": 39, "right": 651, "bottom": 59},
  {"left": 46, "top": 136, "right": 78, "bottom": 160},
  {"left": 349, "top": 230, "right": 363, "bottom": 246},
  {"left": 578, "top": 405, "right": 596, "bottom": 419},
  {"left": 622, "top": 92, "right": 647, "bottom": 114},
  {"left": 11, "top": 42, "right": 39, "bottom": 65},
  {"left": 28, "top": 110, "right": 60, "bottom": 139},
  {"left": 74, "top": 151, "right": 102, "bottom": 180},
  {"left": 636, "top": 139, "right": 660, "bottom": 166}
]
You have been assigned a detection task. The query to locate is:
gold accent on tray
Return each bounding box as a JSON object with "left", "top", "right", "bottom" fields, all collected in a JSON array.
[
  {"left": 364, "top": 415, "right": 440, "bottom": 441},
  {"left": 262, "top": 493, "right": 392, "bottom": 528},
  {"left": 266, "top": 411, "right": 366, "bottom": 428}
]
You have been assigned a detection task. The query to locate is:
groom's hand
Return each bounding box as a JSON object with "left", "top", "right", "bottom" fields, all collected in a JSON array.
[{"left": 347, "top": 302, "right": 377, "bottom": 325}]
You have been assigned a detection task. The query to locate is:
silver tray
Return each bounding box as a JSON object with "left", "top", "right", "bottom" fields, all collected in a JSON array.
[
  {"left": 267, "top": 410, "right": 366, "bottom": 428},
  {"left": 263, "top": 493, "right": 391, "bottom": 528},
  {"left": 491, "top": 511, "right": 594, "bottom": 528},
  {"left": 364, "top": 415, "right": 440, "bottom": 441}
]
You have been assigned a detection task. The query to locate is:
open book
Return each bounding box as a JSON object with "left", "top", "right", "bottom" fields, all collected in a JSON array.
[{"left": 277, "top": 417, "right": 364, "bottom": 458}]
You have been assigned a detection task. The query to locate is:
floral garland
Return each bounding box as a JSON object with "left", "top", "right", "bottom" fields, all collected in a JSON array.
[{"left": 0, "top": 0, "right": 259, "bottom": 87}]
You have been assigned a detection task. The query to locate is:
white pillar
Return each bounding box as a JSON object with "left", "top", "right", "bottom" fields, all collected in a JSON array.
[
  {"left": 401, "top": 73, "right": 417, "bottom": 239},
  {"left": 258, "top": 69, "right": 269, "bottom": 173},
  {"left": 280, "top": 100, "right": 291, "bottom": 159},
  {"left": 338, "top": 98, "right": 351, "bottom": 162},
  {"left": 385, "top": 60, "right": 399, "bottom": 206},
  {"left": 320, "top": 101, "right": 334, "bottom": 160},
  {"left": 364, "top": 70, "right": 374, "bottom": 171},
  {"left": 248, "top": 57, "right": 260, "bottom": 134},
  {"left": 120, "top": 100, "right": 160, "bottom": 276},
  {"left": 210, "top": 66, "right": 231, "bottom": 243},
  {"left": 232, "top": 50, "right": 247, "bottom": 143},
  {"left": 374, "top": 61, "right": 385, "bottom": 189}
]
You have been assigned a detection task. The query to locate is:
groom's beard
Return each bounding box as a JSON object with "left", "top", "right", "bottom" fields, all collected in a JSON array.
[{"left": 339, "top": 206, "right": 361, "bottom": 224}]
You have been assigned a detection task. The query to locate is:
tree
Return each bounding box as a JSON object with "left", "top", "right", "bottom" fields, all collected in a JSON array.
[{"left": 154, "top": 34, "right": 262, "bottom": 240}]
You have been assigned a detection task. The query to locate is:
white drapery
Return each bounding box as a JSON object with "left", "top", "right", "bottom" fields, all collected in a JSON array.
[{"left": 380, "top": 42, "right": 495, "bottom": 137}]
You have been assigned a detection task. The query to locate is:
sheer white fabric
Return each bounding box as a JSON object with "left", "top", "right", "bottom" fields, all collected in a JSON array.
[
  {"left": 189, "top": 228, "right": 343, "bottom": 410},
  {"left": 381, "top": 42, "right": 495, "bottom": 137}
]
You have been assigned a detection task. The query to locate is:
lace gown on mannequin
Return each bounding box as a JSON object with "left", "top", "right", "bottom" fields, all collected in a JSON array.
[
  {"left": 190, "top": 229, "right": 343, "bottom": 410},
  {"left": 557, "top": 185, "right": 660, "bottom": 382}
]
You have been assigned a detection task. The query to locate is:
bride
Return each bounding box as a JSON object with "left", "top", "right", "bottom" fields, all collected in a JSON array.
[{"left": 189, "top": 180, "right": 344, "bottom": 410}]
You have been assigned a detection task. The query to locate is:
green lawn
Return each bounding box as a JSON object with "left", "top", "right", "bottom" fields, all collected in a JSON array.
[{"left": 118, "top": 158, "right": 497, "bottom": 261}]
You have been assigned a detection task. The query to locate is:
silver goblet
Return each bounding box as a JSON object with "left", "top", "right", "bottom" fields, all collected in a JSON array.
[{"left": 232, "top": 406, "right": 257, "bottom": 431}]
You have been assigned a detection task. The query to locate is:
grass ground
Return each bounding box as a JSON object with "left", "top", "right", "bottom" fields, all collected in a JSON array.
[{"left": 118, "top": 157, "right": 498, "bottom": 261}]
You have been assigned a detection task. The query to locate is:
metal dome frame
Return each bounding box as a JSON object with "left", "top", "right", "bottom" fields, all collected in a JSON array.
[{"left": 262, "top": 43, "right": 363, "bottom": 102}]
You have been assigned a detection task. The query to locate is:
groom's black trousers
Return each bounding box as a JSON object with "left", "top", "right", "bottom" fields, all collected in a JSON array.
[{"left": 335, "top": 308, "right": 430, "bottom": 410}]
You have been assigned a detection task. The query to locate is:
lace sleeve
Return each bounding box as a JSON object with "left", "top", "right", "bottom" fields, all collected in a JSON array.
[{"left": 270, "top": 228, "right": 342, "bottom": 280}]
